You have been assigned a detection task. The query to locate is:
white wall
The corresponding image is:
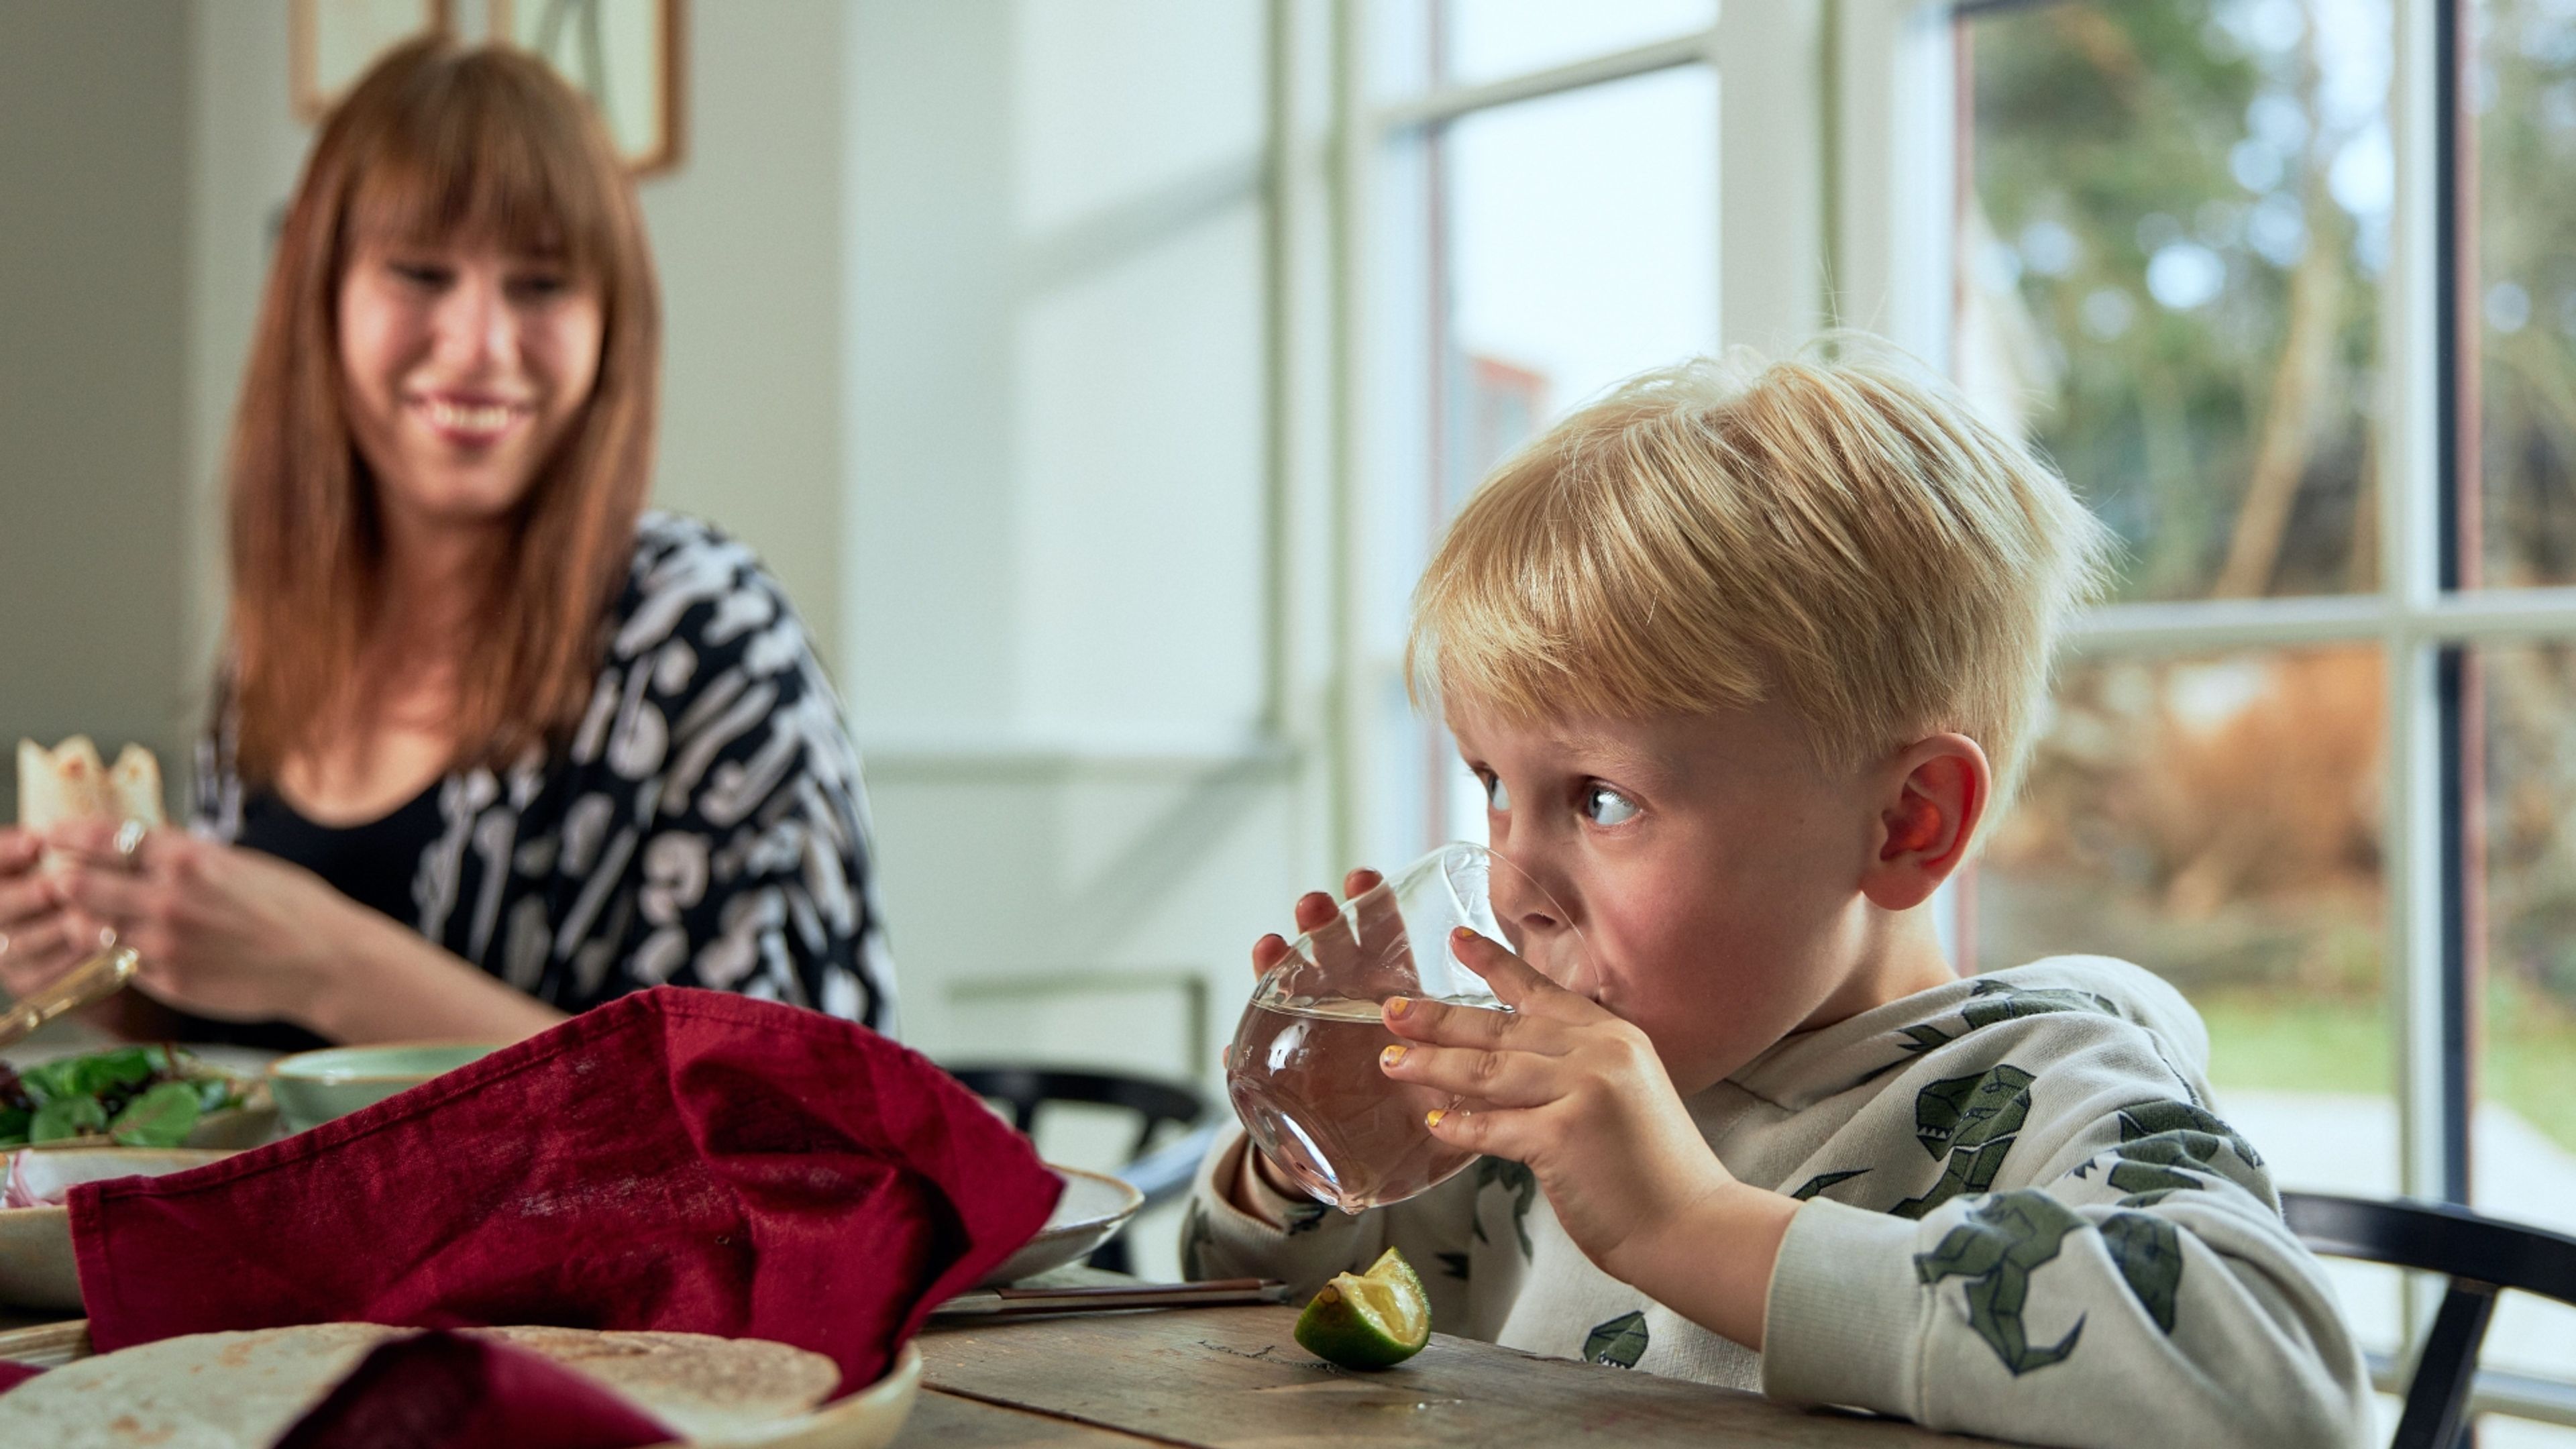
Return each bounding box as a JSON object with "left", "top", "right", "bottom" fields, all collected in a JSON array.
[
  {"left": 844, "top": 0, "right": 1313, "bottom": 1075},
  {"left": 0, "top": 4, "right": 193, "bottom": 821}
]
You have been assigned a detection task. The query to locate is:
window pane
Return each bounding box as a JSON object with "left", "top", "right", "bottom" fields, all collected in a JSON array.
[
  {"left": 2475, "top": 0, "right": 2576, "bottom": 588},
  {"left": 1980, "top": 646, "right": 2399, "bottom": 1354},
  {"left": 1360, "top": 66, "right": 1718, "bottom": 864},
  {"left": 1368, "top": 0, "right": 1717, "bottom": 97},
  {"left": 2474, "top": 643, "right": 2576, "bottom": 1379},
  {"left": 1442, "top": 0, "right": 1713, "bottom": 89},
  {"left": 1963, "top": 1, "right": 2389, "bottom": 602},
  {"left": 1442, "top": 66, "right": 1717, "bottom": 495}
]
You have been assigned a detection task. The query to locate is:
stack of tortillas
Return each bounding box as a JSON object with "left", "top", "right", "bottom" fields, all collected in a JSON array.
[
  {"left": 17, "top": 737, "right": 164, "bottom": 843},
  {"left": 5, "top": 1323, "right": 854, "bottom": 1446}
]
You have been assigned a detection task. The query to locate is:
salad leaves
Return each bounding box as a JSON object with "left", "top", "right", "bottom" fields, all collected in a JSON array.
[{"left": 0, "top": 1046, "right": 242, "bottom": 1148}]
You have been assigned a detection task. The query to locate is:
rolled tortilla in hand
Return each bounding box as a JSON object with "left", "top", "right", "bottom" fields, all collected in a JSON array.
[{"left": 16, "top": 736, "right": 164, "bottom": 871}]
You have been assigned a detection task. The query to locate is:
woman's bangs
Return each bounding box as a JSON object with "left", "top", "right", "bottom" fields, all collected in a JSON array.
[{"left": 345, "top": 72, "right": 612, "bottom": 277}]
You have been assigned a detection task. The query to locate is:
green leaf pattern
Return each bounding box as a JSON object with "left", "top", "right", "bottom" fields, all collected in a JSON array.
[
  {"left": 1472, "top": 1158, "right": 1538, "bottom": 1260},
  {"left": 2098, "top": 1211, "right": 2183, "bottom": 1334},
  {"left": 1913, "top": 1189, "right": 2088, "bottom": 1375},
  {"left": 1180, "top": 1199, "right": 1213, "bottom": 1281},
  {"left": 1790, "top": 1169, "right": 1870, "bottom": 1201},
  {"left": 1582, "top": 1310, "right": 1650, "bottom": 1369},
  {"left": 2080, "top": 1100, "right": 2265, "bottom": 1205},
  {"left": 1892, "top": 1065, "right": 2036, "bottom": 1219},
  {"left": 1898, "top": 980, "right": 2121, "bottom": 1053}
]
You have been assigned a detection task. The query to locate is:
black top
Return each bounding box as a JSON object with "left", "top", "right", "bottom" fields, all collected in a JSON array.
[
  {"left": 187, "top": 512, "right": 897, "bottom": 1049},
  {"left": 241, "top": 784, "right": 445, "bottom": 930},
  {"left": 190, "top": 785, "right": 448, "bottom": 1052}
]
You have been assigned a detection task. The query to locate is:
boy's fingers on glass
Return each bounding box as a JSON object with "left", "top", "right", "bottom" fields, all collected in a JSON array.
[
  {"left": 1423, "top": 1103, "right": 1525, "bottom": 1159},
  {"left": 1292, "top": 890, "right": 1339, "bottom": 932},
  {"left": 1448, "top": 927, "right": 1556, "bottom": 1002},
  {"left": 1384, "top": 991, "right": 1540, "bottom": 1052},
  {"left": 1250, "top": 933, "right": 1289, "bottom": 975},
  {"left": 1352, "top": 881, "right": 1403, "bottom": 961},
  {"left": 1385, "top": 1042, "right": 1555, "bottom": 1108}
]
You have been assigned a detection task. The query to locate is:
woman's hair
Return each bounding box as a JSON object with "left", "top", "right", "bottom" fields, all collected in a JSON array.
[
  {"left": 227, "top": 38, "right": 657, "bottom": 784},
  {"left": 1409, "top": 341, "right": 2114, "bottom": 805}
]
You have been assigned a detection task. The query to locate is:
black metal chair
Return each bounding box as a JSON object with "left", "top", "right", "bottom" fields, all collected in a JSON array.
[
  {"left": 2283, "top": 1191, "right": 2576, "bottom": 1449},
  {"left": 945, "top": 1065, "right": 1216, "bottom": 1274}
]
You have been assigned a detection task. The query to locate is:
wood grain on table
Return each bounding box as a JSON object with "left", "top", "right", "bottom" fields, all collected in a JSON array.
[{"left": 904, "top": 1303, "right": 1976, "bottom": 1448}]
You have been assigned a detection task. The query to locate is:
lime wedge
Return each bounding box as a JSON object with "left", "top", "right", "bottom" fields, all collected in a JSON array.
[{"left": 1292, "top": 1247, "right": 1431, "bottom": 1369}]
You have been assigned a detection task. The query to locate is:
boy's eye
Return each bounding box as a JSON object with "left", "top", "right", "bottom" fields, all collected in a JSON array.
[
  {"left": 389, "top": 261, "right": 451, "bottom": 288},
  {"left": 508, "top": 272, "right": 570, "bottom": 301},
  {"left": 1481, "top": 773, "right": 1511, "bottom": 812},
  {"left": 1583, "top": 784, "right": 1639, "bottom": 826}
]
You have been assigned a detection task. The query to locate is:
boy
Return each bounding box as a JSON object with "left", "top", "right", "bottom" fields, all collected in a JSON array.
[{"left": 1185, "top": 347, "right": 2371, "bottom": 1448}]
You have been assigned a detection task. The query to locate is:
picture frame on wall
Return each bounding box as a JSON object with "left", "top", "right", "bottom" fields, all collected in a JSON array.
[
  {"left": 491, "top": 0, "right": 685, "bottom": 175},
  {"left": 290, "top": 0, "right": 453, "bottom": 123}
]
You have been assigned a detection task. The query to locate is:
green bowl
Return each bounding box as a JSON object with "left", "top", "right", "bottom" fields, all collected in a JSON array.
[{"left": 266, "top": 1042, "right": 501, "bottom": 1134}]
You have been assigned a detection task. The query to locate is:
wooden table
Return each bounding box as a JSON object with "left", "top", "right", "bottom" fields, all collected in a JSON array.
[
  {"left": 900, "top": 1305, "right": 1975, "bottom": 1447},
  {"left": 0, "top": 1302, "right": 1978, "bottom": 1445}
]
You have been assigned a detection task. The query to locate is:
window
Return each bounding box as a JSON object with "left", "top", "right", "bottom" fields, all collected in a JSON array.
[
  {"left": 1330, "top": 0, "right": 2576, "bottom": 1427},
  {"left": 1945, "top": 0, "right": 2576, "bottom": 1432},
  {"left": 1352, "top": 1, "right": 1722, "bottom": 867}
]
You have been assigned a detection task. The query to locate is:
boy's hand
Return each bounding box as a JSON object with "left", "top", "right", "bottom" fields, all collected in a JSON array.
[
  {"left": 1381, "top": 927, "right": 1799, "bottom": 1349},
  {"left": 1238, "top": 869, "right": 1387, "bottom": 1204}
]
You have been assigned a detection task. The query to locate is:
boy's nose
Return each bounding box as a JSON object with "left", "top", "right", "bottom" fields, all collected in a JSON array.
[{"left": 1487, "top": 853, "right": 1585, "bottom": 988}]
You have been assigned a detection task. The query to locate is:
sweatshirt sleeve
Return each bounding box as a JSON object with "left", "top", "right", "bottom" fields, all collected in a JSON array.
[
  {"left": 1759, "top": 1025, "right": 2374, "bottom": 1449},
  {"left": 1181, "top": 1126, "right": 1481, "bottom": 1326}
]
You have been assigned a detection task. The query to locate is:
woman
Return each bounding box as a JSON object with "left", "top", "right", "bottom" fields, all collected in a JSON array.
[{"left": 0, "top": 40, "right": 892, "bottom": 1048}]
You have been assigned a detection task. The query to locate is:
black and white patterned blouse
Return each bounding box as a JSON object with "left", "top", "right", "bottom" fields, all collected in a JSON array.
[{"left": 189, "top": 513, "right": 895, "bottom": 1048}]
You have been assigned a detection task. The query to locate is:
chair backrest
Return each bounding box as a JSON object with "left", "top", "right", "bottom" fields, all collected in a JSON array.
[
  {"left": 2282, "top": 1191, "right": 2576, "bottom": 1449},
  {"left": 943, "top": 1065, "right": 1206, "bottom": 1166},
  {"left": 945, "top": 1065, "right": 1211, "bottom": 1276}
]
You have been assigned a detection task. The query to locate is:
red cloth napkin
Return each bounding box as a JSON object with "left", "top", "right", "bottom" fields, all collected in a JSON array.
[
  {"left": 0, "top": 1361, "right": 40, "bottom": 1392},
  {"left": 68, "top": 987, "right": 1060, "bottom": 1392},
  {"left": 272, "top": 1330, "right": 674, "bottom": 1449}
]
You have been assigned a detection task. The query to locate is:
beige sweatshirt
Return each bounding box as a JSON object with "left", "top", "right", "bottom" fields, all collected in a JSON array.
[{"left": 1185, "top": 956, "right": 2373, "bottom": 1449}]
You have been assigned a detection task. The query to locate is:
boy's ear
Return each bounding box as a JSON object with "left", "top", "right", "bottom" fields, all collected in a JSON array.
[{"left": 1859, "top": 733, "right": 1990, "bottom": 912}]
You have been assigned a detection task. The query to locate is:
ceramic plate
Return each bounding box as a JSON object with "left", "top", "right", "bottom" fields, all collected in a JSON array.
[
  {"left": 977, "top": 1165, "right": 1145, "bottom": 1287},
  {"left": 0, "top": 1202, "right": 74, "bottom": 1311},
  {"left": 265, "top": 1041, "right": 502, "bottom": 1134},
  {"left": 0, "top": 1146, "right": 237, "bottom": 1310},
  {"left": 635, "top": 1342, "right": 922, "bottom": 1449}
]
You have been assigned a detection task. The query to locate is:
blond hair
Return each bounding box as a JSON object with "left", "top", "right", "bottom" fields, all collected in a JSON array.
[{"left": 1409, "top": 341, "right": 2113, "bottom": 802}]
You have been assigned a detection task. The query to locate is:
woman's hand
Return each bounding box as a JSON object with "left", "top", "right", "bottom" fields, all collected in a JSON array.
[
  {"left": 1380, "top": 928, "right": 1801, "bottom": 1349},
  {"left": 0, "top": 827, "right": 101, "bottom": 1000},
  {"left": 40, "top": 820, "right": 348, "bottom": 1025},
  {"left": 42, "top": 819, "right": 564, "bottom": 1045}
]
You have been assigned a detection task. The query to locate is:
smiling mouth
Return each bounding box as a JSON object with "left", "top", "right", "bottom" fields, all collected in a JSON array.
[{"left": 411, "top": 395, "right": 532, "bottom": 441}]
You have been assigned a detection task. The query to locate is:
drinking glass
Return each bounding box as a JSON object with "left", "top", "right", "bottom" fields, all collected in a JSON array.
[{"left": 1224, "top": 843, "right": 1583, "bottom": 1214}]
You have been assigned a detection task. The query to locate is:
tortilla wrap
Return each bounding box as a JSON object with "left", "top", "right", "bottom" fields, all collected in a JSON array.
[
  {"left": 0, "top": 1322, "right": 841, "bottom": 1446},
  {"left": 17, "top": 737, "right": 164, "bottom": 831},
  {"left": 17, "top": 738, "right": 163, "bottom": 874}
]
